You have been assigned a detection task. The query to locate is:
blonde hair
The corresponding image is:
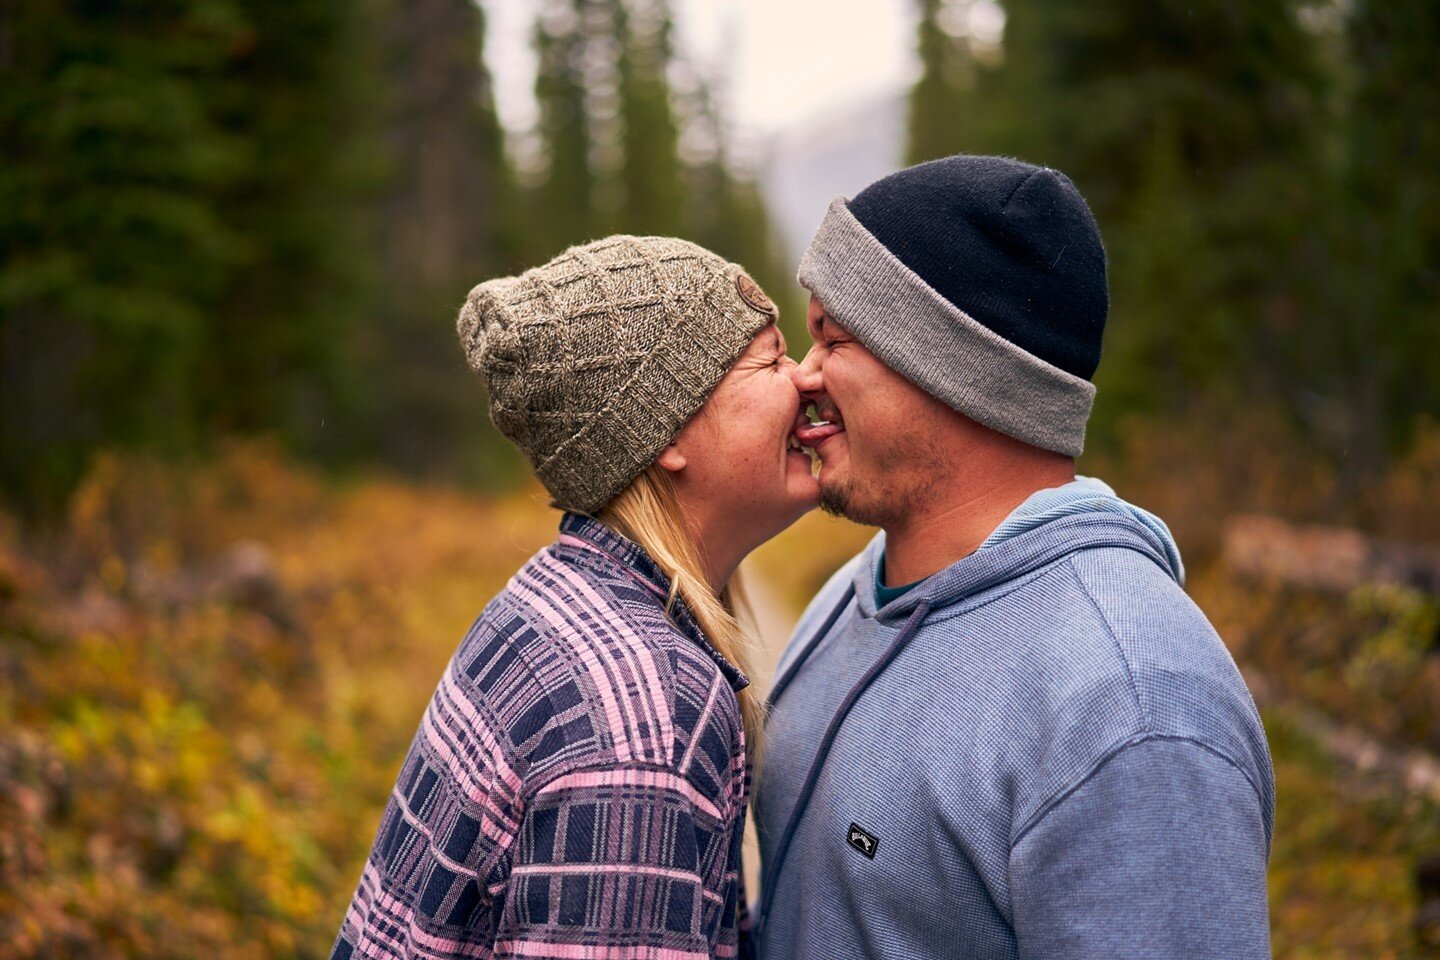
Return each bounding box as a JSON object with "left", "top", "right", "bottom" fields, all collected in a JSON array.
[{"left": 598, "top": 463, "right": 766, "bottom": 773}]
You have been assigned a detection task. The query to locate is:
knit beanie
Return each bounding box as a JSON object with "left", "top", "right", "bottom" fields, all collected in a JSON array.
[
  {"left": 797, "top": 154, "right": 1108, "bottom": 456},
  {"left": 458, "top": 235, "right": 779, "bottom": 514}
]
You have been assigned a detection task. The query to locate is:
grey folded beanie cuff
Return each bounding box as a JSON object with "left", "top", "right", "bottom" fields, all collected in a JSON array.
[
  {"left": 458, "top": 236, "right": 778, "bottom": 514},
  {"left": 798, "top": 197, "right": 1098, "bottom": 457}
]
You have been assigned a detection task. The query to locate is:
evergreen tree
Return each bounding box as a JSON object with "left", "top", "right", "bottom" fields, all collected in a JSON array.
[
  {"left": 532, "top": 0, "right": 597, "bottom": 255},
  {"left": 906, "top": 0, "right": 987, "bottom": 164},
  {"left": 1300, "top": 0, "right": 1440, "bottom": 474},
  {"left": 523, "top": 0, "right": 794, "bottom": 335},
  {"left": 198, "top": 0, "right": 370, "bottom": 455},
  {"left": 0, "top": 0, "right": 381, "bottom": 515},
  {"left": 679, "top": 81, "right": 799, "bottom": 342},
  {"left": 359, "top": 0, "right": 520, "bottom": 481},
  {"left": 613, "top": 0, "right": 683, "bottom": 235},
  {"left": 994, "top": 0, "right": 1323, "bottom": 213},
  {"left": 982, "top": 0, "right": 1327, "bottom": 440},
  {"left": 0, "top": 0, "right": 805, "bottom": 515},
  {"left": 0, "top": 0, "right": 249, "bottom": 515},
  {"left": 902, "top": 0, "right": 1438, "bottom": 469}
]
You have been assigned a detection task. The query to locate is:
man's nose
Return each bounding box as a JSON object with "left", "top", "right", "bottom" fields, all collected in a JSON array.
[{"left": 789, "top": 344, "right": 825, "bottom": 398}]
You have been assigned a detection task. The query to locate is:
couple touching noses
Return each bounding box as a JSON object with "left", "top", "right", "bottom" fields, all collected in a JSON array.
[{"left": 332, "top": 155, "right": 1274, "bottom": 960}]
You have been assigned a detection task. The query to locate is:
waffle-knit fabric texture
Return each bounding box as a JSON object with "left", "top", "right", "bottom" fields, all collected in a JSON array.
[
  {"left": 757, "top": 509, "right": 1274, "bottom": 960},
  {"left": 331, "top": 513, "right": 753, "bottom": 960},
  {"left": 458, "top": 236, "right": 777, "bottom": 514}
]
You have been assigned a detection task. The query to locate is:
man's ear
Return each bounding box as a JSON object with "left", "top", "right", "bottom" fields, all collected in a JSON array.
[{"left": 655, "top": 443, "right": 687, "bottom": 474}]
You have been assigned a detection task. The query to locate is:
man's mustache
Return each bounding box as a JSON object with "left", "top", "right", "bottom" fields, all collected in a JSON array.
[{"left": 809, "top": 394, "right": 843, "bottom": 424}]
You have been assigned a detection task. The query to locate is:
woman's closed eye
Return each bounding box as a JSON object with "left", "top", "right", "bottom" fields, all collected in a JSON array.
[{"left": 764, "top": 328, "right": 791, "bottom": 369}]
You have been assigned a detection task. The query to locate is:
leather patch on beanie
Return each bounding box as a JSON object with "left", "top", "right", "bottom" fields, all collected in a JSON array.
[{"left": 736, "top": 273, "right": 777, "bottom": 317}]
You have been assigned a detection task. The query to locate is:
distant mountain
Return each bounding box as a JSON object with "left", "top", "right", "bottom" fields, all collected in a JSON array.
[{"left": 758, "top": 89, "right": 907, "bottom": 266}]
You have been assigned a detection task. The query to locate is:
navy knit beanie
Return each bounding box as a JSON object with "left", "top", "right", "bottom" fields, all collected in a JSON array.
[{"left": 797, "top": 154, "right": 1108, "bottom": 456}]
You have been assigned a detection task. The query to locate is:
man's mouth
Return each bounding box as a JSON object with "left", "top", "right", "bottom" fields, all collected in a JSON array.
[{"left": 791, "top": 402, "right": 845, "bottom": 449}]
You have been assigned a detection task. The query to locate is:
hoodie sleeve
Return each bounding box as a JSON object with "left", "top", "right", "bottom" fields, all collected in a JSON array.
[{"left": 1008, "top": 736, "right": 1271, "bottom": 960}]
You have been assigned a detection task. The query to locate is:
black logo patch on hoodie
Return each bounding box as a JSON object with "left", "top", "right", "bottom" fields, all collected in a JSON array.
[{"left": 847, "top": 822, "right": 879, "bottom": 859}]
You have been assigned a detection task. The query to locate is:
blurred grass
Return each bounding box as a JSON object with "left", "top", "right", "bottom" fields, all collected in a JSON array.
[
  {"left": 1266, "top": 709, "right": 1439, "bottom": 959},
  {"left": 1, "top": 430, "right": 1438, "bottom": 958}
]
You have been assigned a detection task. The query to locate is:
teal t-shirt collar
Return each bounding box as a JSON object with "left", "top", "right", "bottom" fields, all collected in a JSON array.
[{"left": 874, "top": 553, "right": 925, "bottom": 607}]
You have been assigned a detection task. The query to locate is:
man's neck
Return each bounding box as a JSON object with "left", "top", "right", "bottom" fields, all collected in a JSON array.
[{"left": 881, "top": 463, "right": 1076, "bottom": 587}]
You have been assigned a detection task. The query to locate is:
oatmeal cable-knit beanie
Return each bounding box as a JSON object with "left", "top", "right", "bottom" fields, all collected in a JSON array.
[{"left": 458, "top": 235, "right": 779, "bottom": 513}]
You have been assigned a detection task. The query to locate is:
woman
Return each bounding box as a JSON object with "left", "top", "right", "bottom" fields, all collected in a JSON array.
[{"left": 331, "top": 236, "right": 816, "bottom": 960}]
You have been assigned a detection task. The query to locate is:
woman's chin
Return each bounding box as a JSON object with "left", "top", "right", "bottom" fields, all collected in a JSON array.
[
  {"left": 722, "top": 455, "right": 819, "bottom": 544},
  {"left": 783, "top": 454, "right": 822, "bottom": 508}
]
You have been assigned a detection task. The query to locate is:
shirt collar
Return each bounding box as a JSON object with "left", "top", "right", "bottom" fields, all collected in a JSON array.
[{"left": 557, "top": 512, "right": 751, "bottom": 692}]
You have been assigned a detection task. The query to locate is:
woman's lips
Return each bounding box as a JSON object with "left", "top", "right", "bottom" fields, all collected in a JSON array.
[{"left": 793, "top": 419, "right": 845, "bottom": 448}]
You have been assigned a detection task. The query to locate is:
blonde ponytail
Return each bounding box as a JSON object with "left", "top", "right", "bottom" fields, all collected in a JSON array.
[{"left": 599, "top": 464, "right": 766, "bottom": 774}]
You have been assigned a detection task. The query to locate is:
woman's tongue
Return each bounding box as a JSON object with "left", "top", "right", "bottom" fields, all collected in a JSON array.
[{"left": 793, "top": 418, "right": 844, "bottom": 447}]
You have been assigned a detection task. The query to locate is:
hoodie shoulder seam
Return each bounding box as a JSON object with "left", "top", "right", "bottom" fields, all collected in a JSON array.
[
  {"left": 1065, "top": 555, "right": 1151, "bottom": 730},
  {"left": 1010, "top": 733, "right": 1268, "bottom": 850}
]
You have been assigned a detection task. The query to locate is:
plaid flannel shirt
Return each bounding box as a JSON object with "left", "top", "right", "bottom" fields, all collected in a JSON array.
[{"left": 332, "top": 513, "right": 752, "bottom": 960}]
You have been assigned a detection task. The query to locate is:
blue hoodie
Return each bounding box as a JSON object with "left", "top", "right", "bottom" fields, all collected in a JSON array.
[{"left": 756, "top": 481, "right": 1273, "bottom": 960}]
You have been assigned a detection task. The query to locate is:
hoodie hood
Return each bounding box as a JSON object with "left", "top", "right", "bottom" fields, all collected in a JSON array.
[
  {"left": 855, "top": 478, "right": 1185, "bottom": 620},
  {"left": 983, "top": 476, "right": 1184, "bottom": 579}
]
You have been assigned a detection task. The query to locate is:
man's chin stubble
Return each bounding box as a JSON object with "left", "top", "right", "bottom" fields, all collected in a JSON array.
[
  {"left": 817, "top": 483, "right": 850, "bottom": 520},
  {"left": 817, "top": 451, "right": 942, "bottom": 528},
  {"left": 818, "top": 478, "right": 892, "bottom": 528}
]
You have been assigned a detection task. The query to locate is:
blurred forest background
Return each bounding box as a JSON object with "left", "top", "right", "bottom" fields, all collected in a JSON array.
[{"left": 2, "top": 0, "right": 1439, "bottom": 957}]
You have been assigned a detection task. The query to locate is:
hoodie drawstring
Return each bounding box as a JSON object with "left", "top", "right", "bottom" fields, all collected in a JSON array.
[
  {"left": 767, "top": 584, "right": 857, "bottom": 711},
  {"left": 756, "top": 599, "right": 933, "bottom": 937}
]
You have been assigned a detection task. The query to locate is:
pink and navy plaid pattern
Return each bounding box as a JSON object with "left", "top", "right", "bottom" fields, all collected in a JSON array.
[{"left": 332, "top": 513, "right": 752, "bottom": 960}]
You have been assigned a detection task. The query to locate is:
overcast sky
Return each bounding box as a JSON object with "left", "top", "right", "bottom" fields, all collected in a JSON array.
[{"left": 485, "top": 0, "right": 918, "bottom": 152}]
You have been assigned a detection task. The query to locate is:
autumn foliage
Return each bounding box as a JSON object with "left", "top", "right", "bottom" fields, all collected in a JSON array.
[{"left": 1, "top": 424, "right": 1438, "bottom": 958}]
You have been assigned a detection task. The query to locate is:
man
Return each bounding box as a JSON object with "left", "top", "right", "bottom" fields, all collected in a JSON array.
[{"left": 761, "top": 155, "right": 1274, "bottom": 959}]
